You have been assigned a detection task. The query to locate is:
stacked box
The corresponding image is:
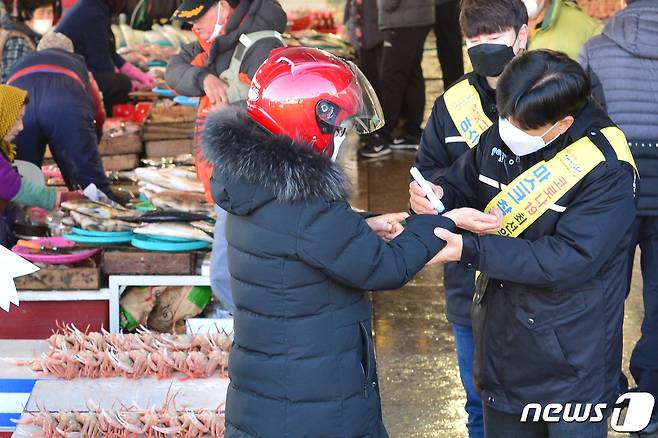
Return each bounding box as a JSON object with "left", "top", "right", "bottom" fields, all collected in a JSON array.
[{"left": 99, "top": 132, "right": 143, "bottom": 171}]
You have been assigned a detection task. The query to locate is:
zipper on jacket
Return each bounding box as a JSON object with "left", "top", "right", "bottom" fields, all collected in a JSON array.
[{"left": 359, "top": 322, "right": 373, "bottom": 398}]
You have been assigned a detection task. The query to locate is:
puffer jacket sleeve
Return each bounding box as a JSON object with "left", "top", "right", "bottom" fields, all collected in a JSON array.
[
  {"left": 80, "top": 12, "right": 120, "bottom": 73},
  {"left": 165, "top": 42, "right": 211, "bottom": 97},
  {"left": 297, "top": 200, "right": 455, "bottom": 291},
  {"left": 0, "top": 155, "right": 21, "bottom": 201},
  {"left": 430, "top": 133, "right": 484, "bottom": 210},
  {"left": 460, "top": 163, "right": 636, "bottom": 290}
]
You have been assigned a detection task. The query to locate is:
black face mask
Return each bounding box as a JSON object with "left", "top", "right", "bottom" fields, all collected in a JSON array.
[{"left": 467, "top": 43, "right": 516, "bottom": 78}]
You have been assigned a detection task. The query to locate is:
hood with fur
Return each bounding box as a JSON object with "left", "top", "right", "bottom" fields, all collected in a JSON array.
[{"left": 201, "top": 110, "right": 350, "bottom": 214}]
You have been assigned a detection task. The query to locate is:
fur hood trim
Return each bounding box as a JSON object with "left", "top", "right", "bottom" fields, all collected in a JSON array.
[{"left": 201, "top": 110, "right": 350, "bottom": 203}]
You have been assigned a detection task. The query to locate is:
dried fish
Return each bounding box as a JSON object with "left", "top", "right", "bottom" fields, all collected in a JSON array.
[
  {"left": 190, "top": 221, "right": 214, "bottom": 235},
  {"left": 69, "top": 211, "right": 137, "bottom": 232},
  {"left": 134, "top": 223, "right": 213, "bottom": 243},
  {"left": 61, "top": 201, "right": 139, "bottom": 221},
  {"left": 144, "top": 190, "right": 215, "bottom": 215},
  {"left": 134, "top": 167, "right": 204, "bottom": 193},
  {"left": 136, "top": 211, "right": 212, "bottom": 223}
]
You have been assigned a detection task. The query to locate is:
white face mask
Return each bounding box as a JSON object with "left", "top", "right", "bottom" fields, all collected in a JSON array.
[
  {"left": 208, "top": 2, "right": 223, "bottom": 42},
  {"left": 522, "top": 0, "right": 540, "bottom": 19},
  {"left": 32, "top": 18, "right": 53, "bottom": 35},
  {"left": 498, "top": 117, "right": 560, "bottom": 157}
]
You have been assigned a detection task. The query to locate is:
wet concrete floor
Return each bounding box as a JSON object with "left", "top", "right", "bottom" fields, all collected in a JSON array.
[{"left": 341, "top": 36, "right": 651, "bottom": 437}]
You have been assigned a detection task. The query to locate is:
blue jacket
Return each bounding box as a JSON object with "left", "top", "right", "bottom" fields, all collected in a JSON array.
[
  {"left": 10, "top": 49, "right": 110, "bottom": 194},
  {"left": 8, "top": 47, "right": 91, "bottom": 88},
  {"left": 56, "top": 0, "right": 125, "bottom": 75},
  {"left": 414, "top": 72, "right": 497, "bottom": 327},
  {"left": 433, "top": 102, "right": 636, "bottom": 414},
  {"left": 579, "top": 0, "right": 658, "bottom": 216},
  {"left": 202, "top": 110, "right": 454, "bottom": 437}
]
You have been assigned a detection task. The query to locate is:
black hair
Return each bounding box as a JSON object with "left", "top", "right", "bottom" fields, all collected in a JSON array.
[
  {"left": 496, "top": 50, "right": 591, "bottom": 130},
  {"left": 17, "top": 0, "right": 54, "bottom": 21},
  {"left": 459, "top": 0, "right": 528, "bottom": 38}
]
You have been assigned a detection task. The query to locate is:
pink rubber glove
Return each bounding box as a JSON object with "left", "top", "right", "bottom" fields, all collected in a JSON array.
[{"left": 119, "top": 62, "right": 155, "bottom": 89}]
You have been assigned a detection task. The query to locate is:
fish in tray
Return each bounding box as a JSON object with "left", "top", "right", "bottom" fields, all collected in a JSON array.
[
  {"left": 190, "top": 220, "right": 214, "bottom": 234},
  {"left": 61, "top": 200, "right": 140, "bottom": 221},
  {"left": 133, "top": 222, "right": 213, "bottom": 243},
  {"left": 135, "top": 210, "right": 213, "bottom": 223},
  {"left": 134, "top": 167, "right": 204, "bottom": 193},
  {"left": 69, "top": 211, "right": 137, "bottom": 232},
  {"left": 143, "top": 190, "right": 215, "bottom": 215},
  {"left": 150, "top": 189, "right": 207, "bottom": 204}
]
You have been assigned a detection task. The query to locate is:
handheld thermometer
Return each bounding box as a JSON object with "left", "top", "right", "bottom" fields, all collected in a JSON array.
[{"left": 410, "top": 167, "right": 446, "bottom": 214}]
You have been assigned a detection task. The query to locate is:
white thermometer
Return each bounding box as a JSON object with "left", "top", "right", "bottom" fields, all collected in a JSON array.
[{"left": 410, "top": 167, "right": 446, "bottom": 214}]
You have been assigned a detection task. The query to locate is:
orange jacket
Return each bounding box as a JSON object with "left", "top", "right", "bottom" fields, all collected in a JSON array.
[
  {"left": 191, "top": 36, "right": 215, "bottom": 204},
  {"left": 190, "top": 28, "right": 255, "bottom": 204}
]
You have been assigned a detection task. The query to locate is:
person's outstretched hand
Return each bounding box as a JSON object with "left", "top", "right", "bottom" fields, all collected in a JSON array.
[
  {"left": 409, "top": 181, "right": 444, "bottom": 215},
  {"left": 55, "top": 190, "right": 85, "bottom": 208},
  {"left": 442, "top": 207, "right": 501, "bottom": 234},
  {"left": 427, "top": 228, "right": 463, "bottom": 265},
  {"left": 366, "top": 212, "right": 410, "bottom": 241}
]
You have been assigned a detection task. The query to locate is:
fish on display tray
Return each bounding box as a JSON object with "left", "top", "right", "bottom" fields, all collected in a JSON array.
[
  {"left": 134, "top": 210, "right": 213, "bottom": 223},
  {"left": 60, "top": 200, "right": 140, "bottom": 221},
  {"left": 134, "top": 222, "right": 213, "bottom": 243},
  {"left": 134, "top": 167, "right": 204, "bottom": 193},
  {"left": 139, "top": 181, "right": 168, "bottom": 193},
  {"left": 143, "top": 190, "right": 215, "bottom": 215},
  {"left": 190, "top": 221, "right": 214, "bottom": 235},
  {"left": 69, "top": 210, "right": 137, "bottom": 232},
  {"left": 155, "top": 190, "right": 207, "bottom": 204}
]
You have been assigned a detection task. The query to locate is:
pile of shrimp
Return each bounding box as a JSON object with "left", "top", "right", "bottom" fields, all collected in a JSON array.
[
  {"left": 14, "top": 395, "right": 225, "bottom": 437},
  {"left": 20, "top": 323, "right": 232, "bottom": 380}
]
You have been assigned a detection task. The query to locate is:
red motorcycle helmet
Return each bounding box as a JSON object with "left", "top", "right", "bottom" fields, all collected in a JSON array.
[{"left": 246, "top": 46, "right": 384, "bottom": 158}]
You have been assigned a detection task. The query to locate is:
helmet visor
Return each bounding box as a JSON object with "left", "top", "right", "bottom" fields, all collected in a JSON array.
[
  {"left": 315, "top": 61, "right": 385, "bottom": 136},
  {"left": 345, "top": 61, "right": 385, "bottom": 134}
]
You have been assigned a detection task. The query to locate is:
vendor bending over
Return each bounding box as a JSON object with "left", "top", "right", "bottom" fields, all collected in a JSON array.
[
  {"left": 0, "top": 84, "right": 83, "bottom": 246},
  {"left": 8, "top": 33, "right": 110, "bottom": 196},
  {"left": 201, "top": 46, "right": 499, "bottom": 438},
  {"left": 412, "top": 50, "right": 637, "bottom": 438}
]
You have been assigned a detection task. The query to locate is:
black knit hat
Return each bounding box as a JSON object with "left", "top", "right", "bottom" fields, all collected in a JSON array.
[{"left": 172, "top": 0, "right": 239, "bottom": 22}]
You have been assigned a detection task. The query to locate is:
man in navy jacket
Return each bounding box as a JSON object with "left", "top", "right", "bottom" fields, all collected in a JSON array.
[
  {"left": 8, "top": 32, "right": 110, "bottom": 194},
  {"left": 414, "top": 50, "right": 637, "bottom": 437}
]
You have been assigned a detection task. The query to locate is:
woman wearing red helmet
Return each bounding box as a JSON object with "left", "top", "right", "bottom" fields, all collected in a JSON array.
[{"left": 201, "top": 46, "right": 499, "bottom": 437}]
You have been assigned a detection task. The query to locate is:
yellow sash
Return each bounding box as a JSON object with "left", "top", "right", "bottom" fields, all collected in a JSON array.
[
  {"left": 484, "top": 127, "right": 636, "bottom": 238},
  {"left": 474, "top": 127, "right": 636, "bottom": 280},
  {"left": 444, "top": 79, "right": 493, "bottom": 149}
]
